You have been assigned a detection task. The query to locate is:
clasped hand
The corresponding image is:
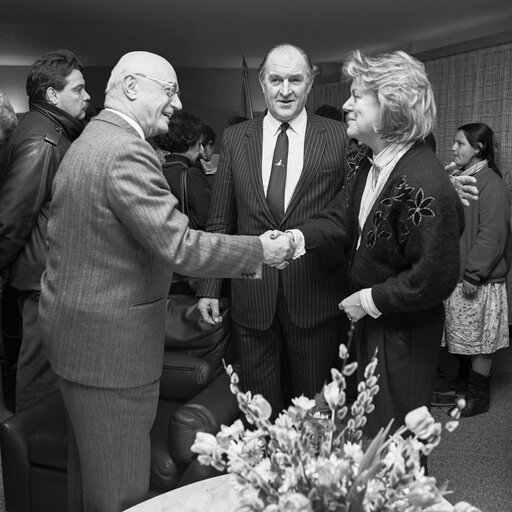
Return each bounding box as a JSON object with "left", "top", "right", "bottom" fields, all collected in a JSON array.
[
  {"left": 451, "top": 175, "right": 478, "bottom": 207},
  {"left": 259, "top": 230, "right": 296, "bottom": 268},
  {"left": 198, "top": 230, "right": 295, "bottom": 325}
]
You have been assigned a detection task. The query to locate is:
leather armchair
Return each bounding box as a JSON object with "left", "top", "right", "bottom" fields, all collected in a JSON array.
[{"left": 0, "top": 298, "right": 238, "bottom": 512}]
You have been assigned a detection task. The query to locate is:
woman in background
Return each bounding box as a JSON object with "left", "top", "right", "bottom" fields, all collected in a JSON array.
[
  {"left": 155, "top": 111, "right": 213, "bottom": 294},
  {"left": 154, "top": 111, "right": 212, "bottom": 231},
  {"left": 445, "top": 123, "right": 510, "bottom": 417}
]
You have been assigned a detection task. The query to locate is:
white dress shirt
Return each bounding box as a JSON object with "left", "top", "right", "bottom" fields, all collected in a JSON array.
[{"left": 262, "top": 109, "right": 307, "bottom": 211}]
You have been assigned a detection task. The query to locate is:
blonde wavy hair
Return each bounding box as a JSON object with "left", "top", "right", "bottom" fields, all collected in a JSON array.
[{"left": 343, "top": 50, "right": 436, "bottom": 144}]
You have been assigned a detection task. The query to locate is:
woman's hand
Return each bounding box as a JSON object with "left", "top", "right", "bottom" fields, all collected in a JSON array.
[
  {"left": 462, "top": 280, "right": 478, "bottom": 298},
  {"left": 339, "top": 291, "right": 367, "bottom": 323}
]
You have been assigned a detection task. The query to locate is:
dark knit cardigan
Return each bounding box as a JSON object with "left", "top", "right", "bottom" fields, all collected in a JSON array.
[{"left": 300, "top": 142, "right": 465, "bottom": 328}]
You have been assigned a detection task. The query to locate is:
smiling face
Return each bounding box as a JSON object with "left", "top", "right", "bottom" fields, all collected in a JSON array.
[
  {"left": 452, "top": 130, "right": 481, "bottom": 168},
  {"left": 136, "top": 71, "right": 182, "bottom": 138},
  {"left": 52, "top": 69, "right": 90, "bottom": 120},
  {"left": 342, "top": 80, "right": 383, "bottom": 151},
  {"left": 260, "top": 46, "right": 312, "bottom": 123}
]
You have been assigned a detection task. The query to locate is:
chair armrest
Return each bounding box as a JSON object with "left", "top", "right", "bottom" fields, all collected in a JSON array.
[
  {"left": 160, "top": 351, "right": 214, "bottom": 402},
  {"left": 150, "top": 400, "right": 182, "bottom": 493},
  {"left": 0, "top": 391, "right": 66, "bottom": 512},
  {"left": 169, "top": 372, "right": 239, "bottom": 465}
]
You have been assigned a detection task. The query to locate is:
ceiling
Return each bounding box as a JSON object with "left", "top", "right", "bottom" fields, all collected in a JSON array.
[{"left": 2, "top": 0, "right": 512, "bottom": 69}]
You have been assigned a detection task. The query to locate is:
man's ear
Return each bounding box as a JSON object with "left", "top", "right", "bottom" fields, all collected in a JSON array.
[
  {"left": 307, "top": 78, "right": 314, "bottom": 94},
  {"left": 123, "top": 75, "right": 138, "bottom": 101},
  {"left": 46, "top": 87, "right": 60, "bottom": 106}
]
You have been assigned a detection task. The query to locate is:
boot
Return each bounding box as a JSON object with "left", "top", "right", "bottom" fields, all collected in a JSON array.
[
  {"left": 447, "top": 355, "right": 470, "bottom": 394},
  {"left": 459, "top": 368, "right": 491, "bottom": 418}
]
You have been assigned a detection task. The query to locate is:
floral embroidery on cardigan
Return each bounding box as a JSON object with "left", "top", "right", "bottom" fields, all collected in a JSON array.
[
  {"left": 346, "top": 143, "right": 371, "bottom": 181},
  {"left": 366, "top": 210, "right": 392, "bottom": 248},
  {"left": 407, "top": 188, "right": 435, "bottom": 227},
  {"left": 366, "top": 176, "right": 435, "bottom": 248}
]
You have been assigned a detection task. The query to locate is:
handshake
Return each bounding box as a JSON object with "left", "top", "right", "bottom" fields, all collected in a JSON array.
[{"left": 259, "top": 230, "right": 297, "bottom": 269}]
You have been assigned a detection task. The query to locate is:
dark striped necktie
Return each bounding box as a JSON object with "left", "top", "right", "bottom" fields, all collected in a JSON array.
[{"left": 267, "top": 122, "right": 290, "bottom": 223}]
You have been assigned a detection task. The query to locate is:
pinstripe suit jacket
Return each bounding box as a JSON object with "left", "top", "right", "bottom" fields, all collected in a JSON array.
[
  {"left": 39, "top": 110, "right": 263, "bottom": 388},
  {"left": 197, "top": 113, "right": 349, "bottom": 330}
]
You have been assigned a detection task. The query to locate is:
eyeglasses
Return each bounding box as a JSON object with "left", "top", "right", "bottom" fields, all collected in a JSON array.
[{"left": 133, "top": 73, "right": 180, "bottom": 99}]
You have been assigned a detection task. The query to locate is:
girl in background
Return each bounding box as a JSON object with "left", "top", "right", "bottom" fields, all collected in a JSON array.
[{"left": 445, "top": 123, "right": 511, "bottom": 417}]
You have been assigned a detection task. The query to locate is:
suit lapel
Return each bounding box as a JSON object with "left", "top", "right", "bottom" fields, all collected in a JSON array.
[
  {"left": 283, "top": 114, "right": 325, "bottom": 222},
  {"left": 245, "top": 118, "right": 277, "bottom": 225}
]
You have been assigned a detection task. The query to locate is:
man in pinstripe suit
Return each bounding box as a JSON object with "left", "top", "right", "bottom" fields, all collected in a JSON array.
[
  {"left": 39, "top": 51, "right": 293, "bottom": 512},
  {"left": 197, "top": 44, "right": 350, "bottom": 417}
]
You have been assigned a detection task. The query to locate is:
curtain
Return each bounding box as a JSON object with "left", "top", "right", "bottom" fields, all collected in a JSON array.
[
  {"left": 425, "top": 43, "right": 512, "bottom": 322},
  {"left": 425, "top": 42, "right": 512, "bottom": 173},
  {"left": 307, "top": 80, "right": 351, "bottom": 115}
]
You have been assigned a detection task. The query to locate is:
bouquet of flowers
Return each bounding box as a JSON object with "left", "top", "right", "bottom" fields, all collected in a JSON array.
[{"left": 192, "top": 331, "right": 479, "bottom": 512}]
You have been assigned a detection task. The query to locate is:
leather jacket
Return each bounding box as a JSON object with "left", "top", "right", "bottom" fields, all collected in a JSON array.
[{"left": 0, "top": 101, "right": 84, "bottom": 291}]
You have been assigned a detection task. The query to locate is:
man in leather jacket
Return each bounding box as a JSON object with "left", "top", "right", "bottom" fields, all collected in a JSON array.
[{"left": 0, "top": 49, "right": 90, "bottom": 411}]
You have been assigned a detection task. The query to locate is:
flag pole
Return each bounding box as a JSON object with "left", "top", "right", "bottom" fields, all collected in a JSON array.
[{"left": 240, "top": 55, "right": 254, "bottom": 119}]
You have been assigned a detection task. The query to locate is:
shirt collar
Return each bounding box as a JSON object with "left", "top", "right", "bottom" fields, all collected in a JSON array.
[
  {"left": 264, "top": 108, "right": 308, "bottom": 136},
  {"left": 105, "top": 108, "right": 145, "bottom": 139},
  {"left": 372, "top": 141, "right": 413, "bottom": 170}
]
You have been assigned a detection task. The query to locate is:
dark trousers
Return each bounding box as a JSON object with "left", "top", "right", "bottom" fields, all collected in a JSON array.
[
  {"left": 0, "top": 283, "right": 22, "bottom": 412},
  {"left": 59, "top": 377, "right": 159, "bottom": 512},
  {"left": 235, "top": 288, "right": 347, "bottom": 419},
  {"left": 16, "top": 292, "right": 58, "bottom": 412},
  {"left": 356, "top": 312, "right": 443, "bottom": 437}
]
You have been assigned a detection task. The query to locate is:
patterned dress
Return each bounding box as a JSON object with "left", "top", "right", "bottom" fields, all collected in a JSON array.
[
  {"left": 444, "top": 161, "right": 510, "bottom": 355},
  {"left": 445, "top": 282, "right": 508, "bottom": 354}
]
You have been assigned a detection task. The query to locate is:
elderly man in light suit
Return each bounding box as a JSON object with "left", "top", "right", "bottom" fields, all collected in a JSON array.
[{"left": 39, "top": 51, "right": 293, "bottom": 512}]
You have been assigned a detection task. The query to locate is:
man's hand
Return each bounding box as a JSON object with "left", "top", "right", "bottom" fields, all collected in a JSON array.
[
  {"left": 197, "top": 297, "right": 222, "bottom": 325},
  {"left": 339, "top": 291, "right": 367, "bottom": 323},
  {"left": 445, "top": 161, "right": 459, "bottom": 173},
  {"left": 451, "top": 175, "right": 478, "bottom": 207},
  {"left": 259, "top": 230, "right": 295, "bottom": 267}
]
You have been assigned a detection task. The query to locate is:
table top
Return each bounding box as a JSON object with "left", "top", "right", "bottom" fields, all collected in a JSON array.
[
  {"left": 124, "top": 474, "right": 454, "bottom": 512},
  {"left": 124, "top": 474, "right": 237, "bottom": 512}
]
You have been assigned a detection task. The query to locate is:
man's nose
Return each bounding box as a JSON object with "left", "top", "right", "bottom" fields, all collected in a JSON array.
[
  {"left": 84, "top": 90, "right": 91, "bottom": 102},
  {"left": 280, "top": 80, "right": 292, "bottom": 96},
  {"left": 171, "top": 95, "right": 183, "bottom": 111}
]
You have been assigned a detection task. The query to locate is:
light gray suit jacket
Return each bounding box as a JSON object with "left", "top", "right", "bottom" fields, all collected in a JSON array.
[{"left": 39, "top": 110, "right": 262, "bottom": 388}]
